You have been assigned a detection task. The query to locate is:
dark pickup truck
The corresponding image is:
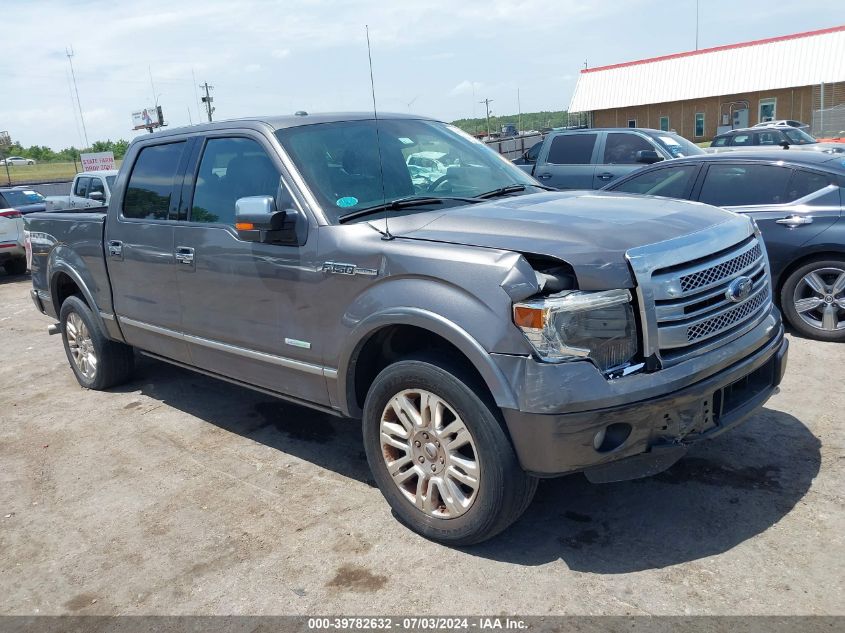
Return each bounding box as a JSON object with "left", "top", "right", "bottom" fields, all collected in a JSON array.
[{"left": 25, "top": 113, "right": 788, "bottom": 544}]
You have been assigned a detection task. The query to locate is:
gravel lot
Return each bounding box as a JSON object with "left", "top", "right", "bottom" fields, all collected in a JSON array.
[{"left": 0, "top": 273, "right": 842, "bottom": 616}]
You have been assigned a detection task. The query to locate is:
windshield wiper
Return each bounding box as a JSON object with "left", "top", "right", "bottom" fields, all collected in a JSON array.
[
  {"left": 475, "top": 183, "right": 555, "bottom": 199},
  {"left": 337, "top": 195, "right": 481, "bottom": 223}
]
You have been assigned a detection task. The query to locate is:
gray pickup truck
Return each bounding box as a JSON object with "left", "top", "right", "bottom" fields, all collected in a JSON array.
[
  {"left": 25, "top": 113, "right": 788, "bottom": 544},
  {"left": 516, "top": 128, "right": 704, "bottom": 189}
]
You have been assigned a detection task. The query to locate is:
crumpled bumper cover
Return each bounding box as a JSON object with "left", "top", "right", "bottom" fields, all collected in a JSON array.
[{"left": 499, "top": 320, "right": 788, "bottom": 478}]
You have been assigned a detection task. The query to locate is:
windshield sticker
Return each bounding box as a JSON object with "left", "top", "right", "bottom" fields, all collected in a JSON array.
[
  {"left": 336, "top": 196, "right": 359, "bottom": 208},
  {"left": 398, "top": 137, "right": 415, "bottom": 145}
]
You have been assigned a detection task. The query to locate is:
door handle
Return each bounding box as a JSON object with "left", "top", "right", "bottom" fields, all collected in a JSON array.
[
  {"left": 107, "top": 240, "right": 123, "bottom": 258},
  {"left": 597, "top": 172, "right": 615, "bottom": 181},
  {"left": 536, "top": 173, "right": 552, "bottom": 180},
  {"left": 174, "top": 246, "right": 195, "bottom": 264},
  {"left": 776, "top": 215, "right": 813, "bottom": 228}
]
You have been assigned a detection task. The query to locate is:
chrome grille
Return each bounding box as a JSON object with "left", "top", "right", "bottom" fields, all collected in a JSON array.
[
  {"left": 646, "top": 235, "right": 772, "bottom": 362},
  {"left": 686, "top": 284, "right": 769, "bottom": 342},
  {"left": 679, "top": 244, "right": 762, "bottom": 292}
]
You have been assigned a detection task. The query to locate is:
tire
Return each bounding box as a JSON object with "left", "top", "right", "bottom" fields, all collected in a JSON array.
[
  {"left": 780, "top": 258, "right": 845, "bottom": 342},
  {"left": 59, "top": 295, "right": 134, "bottom": 390},
  {"left": 362, "top": 356, "right": 537, "bottom": 545},
  {"left": 3, "top": 258, "right": 27, "bottom": 276}
]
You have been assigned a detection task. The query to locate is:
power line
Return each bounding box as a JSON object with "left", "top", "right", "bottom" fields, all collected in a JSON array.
[
  {"left": 200, "top": 82, "right": 215, "bottom": 122},
  {"left": 66, "top": 46, "right": 90, "bottom": 148}
]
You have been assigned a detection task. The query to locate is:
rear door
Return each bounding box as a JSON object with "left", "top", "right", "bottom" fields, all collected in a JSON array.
[
  {"left": 695, "top": 162, "right": 842, "bottom": 278},
  {"left": 533, "top": 132, "right": 599, "bottom": 189},
  {"left": 593, "top": 131, "right": 660, "bottom": 188},
  {"left": 173, "top": 132, "right": 329, "bottom": 405},
  {"left": 106, "top": 139, "right": 193, "bottom": 363}
]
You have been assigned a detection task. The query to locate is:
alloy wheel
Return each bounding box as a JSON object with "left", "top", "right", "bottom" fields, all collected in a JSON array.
[
  {"left": 66, "top": 312, "right": 97, "bottom": 380},
  {"left": 379, "top": 389, "right": 480, "bottom": 519},
  {"left": 793, "top": 267, "right": 845, "bottom": 332}
]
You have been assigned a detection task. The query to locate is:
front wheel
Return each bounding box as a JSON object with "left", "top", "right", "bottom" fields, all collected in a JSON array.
[
  {"left": 59, "top": 295, "right": 135, "bottom": 389},
  {"left": 780, "top": 258, "right": 845, "bottom": 342},
  {"left": 362, "top": 357, "right": 537, "bottom": 545}
]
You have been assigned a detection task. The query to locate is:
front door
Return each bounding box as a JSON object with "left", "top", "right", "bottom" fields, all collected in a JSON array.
[
  {"left": 173, "top": 133, "right": 329, "bottom": 406},
  {"left": 106, "top": 139, "right": 192, "bottom": 363},
  {"left": 593, "top": 131, "right": 657, "bottom": 188}
]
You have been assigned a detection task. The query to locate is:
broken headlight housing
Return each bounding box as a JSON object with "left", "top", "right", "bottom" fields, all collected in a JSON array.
[{"left": 513, "top": 289, "right": 638, "bottom": 372}]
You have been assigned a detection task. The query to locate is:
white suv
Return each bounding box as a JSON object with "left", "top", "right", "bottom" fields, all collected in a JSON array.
[{"left": 0, "top": 207, "right": 26, "bottom": 275}]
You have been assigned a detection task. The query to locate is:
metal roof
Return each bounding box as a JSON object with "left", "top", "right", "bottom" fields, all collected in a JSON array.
[{"left": 569, "top": 25, "right": 845, "bottom": 112}]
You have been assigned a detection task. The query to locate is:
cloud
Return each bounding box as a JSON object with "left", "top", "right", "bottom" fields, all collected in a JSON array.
[
  {"left": 450, "top": 80, "right": 483, "bottom": 96},
  {"left": 271, "top": 49, "right": 290, "bottom": 59},
  {"left": 244, "top": 64, "right": 262, "bottom": 73}
]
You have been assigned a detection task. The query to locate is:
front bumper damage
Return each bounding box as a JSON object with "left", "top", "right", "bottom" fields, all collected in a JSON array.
[{"left": 496, "top": 311, "right": 788, "bottom": 480}]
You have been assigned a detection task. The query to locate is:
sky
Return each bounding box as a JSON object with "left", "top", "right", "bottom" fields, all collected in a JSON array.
[{"left": 2, "top": 0, "right": 843, "bottom": 149}]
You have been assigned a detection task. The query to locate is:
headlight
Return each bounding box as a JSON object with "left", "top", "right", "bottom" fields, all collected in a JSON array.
[{"left": 513, "top": 289, "right": 638, "bottom": 372}]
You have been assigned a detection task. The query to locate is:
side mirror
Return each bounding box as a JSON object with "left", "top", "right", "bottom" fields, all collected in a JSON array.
[
  {"left": 235, "top": 196, "right": 297, "bottom": 244},
  {"left": 522, "top": 150, "right": 536, "bottom": 163},
  {"left": 779, "top": 141, "right": 790, "bottom": 149},
  {"left": 635, "top": 150, "right": 664, "bottom": 164},
  {"left": 89, "top": 191, "right": 105, "bottom": 202}
]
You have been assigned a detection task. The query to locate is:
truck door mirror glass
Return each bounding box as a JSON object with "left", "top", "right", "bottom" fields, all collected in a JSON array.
[
  {"left": 235, "top": 196, "right": 298, "bottom": 244},
  {"left": 635, "top": 150, "right": 663, "bottom": 164}
]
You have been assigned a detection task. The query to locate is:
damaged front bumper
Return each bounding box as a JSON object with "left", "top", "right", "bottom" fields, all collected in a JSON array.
[{"left": 496, "top": 311, "right": 788, "bottom": 480}]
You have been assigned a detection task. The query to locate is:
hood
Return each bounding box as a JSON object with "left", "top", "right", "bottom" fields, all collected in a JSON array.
[{"left": 385, "top": 191, "right": 739, "bottom": 289}]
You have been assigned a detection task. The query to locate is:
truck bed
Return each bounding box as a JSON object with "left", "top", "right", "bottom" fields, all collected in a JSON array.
[{"left": 24, "top": 210, "right": 114, "bottom": 320}]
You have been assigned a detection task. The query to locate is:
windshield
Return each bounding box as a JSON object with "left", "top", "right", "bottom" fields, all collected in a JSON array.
[
  {"left": 652, "top": 132, "right": 704, "bottom": 158},
  {"left": 275, "top": 119, "right": 538, "bottom": 223},
  {"left": 784, "top": 129, "right": 816, "bottom": 145},
  {"left": 2, "top": 190, "right": 45, "bottom": 206}
]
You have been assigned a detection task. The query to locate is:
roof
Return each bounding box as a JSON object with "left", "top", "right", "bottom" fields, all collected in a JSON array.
[
  {"left": 146, "top": 112, "right": 435, "bottom": 142},
  {"left": 657, "top": 150, "right": 845, "bottom": 171},
  {"left": 569, "top": 25, "right": 845, "bottom": 112}
]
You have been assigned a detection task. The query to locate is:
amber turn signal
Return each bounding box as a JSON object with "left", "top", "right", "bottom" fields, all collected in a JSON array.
[
  {"left": 235, "top": 222, "right": 254, "bottom": 230},
  {"left": 513, "top": 305, "right": 545, "bottom": 329}
]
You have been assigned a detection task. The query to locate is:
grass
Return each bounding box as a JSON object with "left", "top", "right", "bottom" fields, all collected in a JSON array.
[{"left": 1, "top": 161, "right": 123, "bottom": 186}]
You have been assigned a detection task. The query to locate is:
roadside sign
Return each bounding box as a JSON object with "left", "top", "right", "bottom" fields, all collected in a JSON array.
[
  {"left": 131, "top": 106, "right": 164, "bottom": 131},
  {"left": 80, "top": 151, "right": 115, "bottom": 171}
]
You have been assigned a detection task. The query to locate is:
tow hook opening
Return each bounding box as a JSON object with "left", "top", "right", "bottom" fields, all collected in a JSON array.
[{"left": 593, "top": 422, "right": 632, "bottom": 453}]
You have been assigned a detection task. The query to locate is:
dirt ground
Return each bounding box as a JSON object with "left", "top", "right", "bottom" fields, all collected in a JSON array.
[{"left": 0, "top": 273, "right": 842, "bottom": 616}]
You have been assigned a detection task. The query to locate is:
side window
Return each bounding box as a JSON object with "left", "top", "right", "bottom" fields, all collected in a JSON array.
[
  {"left": 190, "top": 137, "right": 281, "bottom": 225},
  {"left": 74, "top": 177, "right": 90, "bottom": 197},
  {"left": 123, "top": 141, "right": 186, "bottom": 220},
  {"left": 785, "top": 170, "right": 833, "bottom": 202},
  {"left": 699, "top": 164, "right": 791, "bottom": 207},
  {"left": 89, "top": 178, "right": 105, "bottom": 197},
  {"left": 546, "top": 134, "right": 597, "bottom": 165},
  {"left": 731, "top": 134, "right": 752, "bottom": 146},
  {"left": 612, "top": 165, "right": 698, "bottom": 198},
  {"left": 755, "top": 132, "right": 778, "bottom": 146},
  {"left": 602, "top": 133, "right": 654, "bottom": 165},
  {"left": 525, "top": 141, "right": 542, "bottom": 161},
  {"left": 711, "top": 137, "right": 728, "bottom": 147}
]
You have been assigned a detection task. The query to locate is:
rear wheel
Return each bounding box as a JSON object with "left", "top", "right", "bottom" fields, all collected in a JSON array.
[
  {"left": 781, "top": 258, "right": 845, "bottom": 342},
  {"left": 3, "top": 258, "right": 26, "bottom": 276},
  {"left": 362, "top": 357, "right": 537, "bottom": 545},
  {"left": 59, "top": 295, "right": 134, "bottom": 390}
]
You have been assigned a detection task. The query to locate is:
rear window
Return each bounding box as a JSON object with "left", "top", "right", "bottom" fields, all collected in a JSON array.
[
  {"left": 123, "top": 142, "right": 186, "bottom": 219},
  {"left": 546, "top": 134, "right": 597, "bottom": 165}
]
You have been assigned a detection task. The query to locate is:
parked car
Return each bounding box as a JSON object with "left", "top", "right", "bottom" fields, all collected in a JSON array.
[
  {"left": 604, "top": 150, "right": 845, "bottom": 341},
  {"left": 0, "top": 156, "right": 36, "bottom": 166},
  {"left": 44, "top": 170, "right": 118, "bottom": 211},
  {"left": 0, "top": 187, "right": 47, "bottom": 215},
  {"left": 709, "top": 126, "right": 844, "bottom": 154},
  {"left": 752, "top": 120, "right": 810, "bottom": 132},
  {"left": 405, "top": 151, "right": 449, "bottom": 186},
  {"left": 515, "top": 128, "right": 703, "bottom": 189},
  {"left": 0, "top": 190, "right": 29, "bottom": 275},
  {"left": 25, "top": 113, "right": 787, "bottom": 545}
]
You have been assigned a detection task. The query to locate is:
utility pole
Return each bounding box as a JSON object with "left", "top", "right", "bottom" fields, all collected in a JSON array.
[
  {"left": 66, "top": 46, "right": 90, "bottom": 149},
  {"left": 517, "top": 88, "right": 522, "bottom": 135},
  {"left": 200, "top": 83, "right": 215, "bottom": 122},
  {"left": 479, "top": 98, "right": 493, "bottom": 137},
  {"left": 695, "top": 0, "right": 700, "bottom": 50}
]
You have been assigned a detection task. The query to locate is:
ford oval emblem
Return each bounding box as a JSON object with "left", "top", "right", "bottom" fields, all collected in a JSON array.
[{"left": 725, "top": 276, "right": 753, "bottom": 303}]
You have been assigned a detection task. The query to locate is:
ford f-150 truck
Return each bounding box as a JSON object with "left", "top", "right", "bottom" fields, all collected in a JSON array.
[
  {"left": 25, "top": 113, "right": 788, "bottom": 544},
  {"left": 44, "top": 170, "right": 118, "bottom": 212}
]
